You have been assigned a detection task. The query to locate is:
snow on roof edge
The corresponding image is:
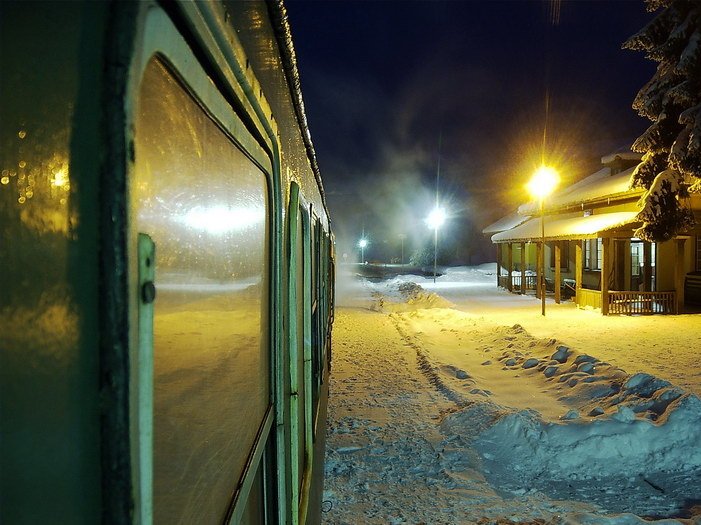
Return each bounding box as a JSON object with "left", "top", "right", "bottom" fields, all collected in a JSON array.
[
  {"left": 601, "top": 151, "right": 642, "bottom": 165},
  {"left": 491, "top": 211, "right": 640, "bottom": 243},
  {"left": 482, "top": 210, "right": 531, "bottom": 234},
  {"left": 519, "top": 166, "right": 640, "bottom": 215}
]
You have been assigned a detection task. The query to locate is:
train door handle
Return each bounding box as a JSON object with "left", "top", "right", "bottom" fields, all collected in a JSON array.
[{"left": 141, "top": 281, "right": 156, "bottom": 304}]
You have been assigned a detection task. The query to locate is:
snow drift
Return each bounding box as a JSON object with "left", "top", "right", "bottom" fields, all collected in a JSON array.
[{"left": 443, "top": 343, "right": 701, "bottom": 518}]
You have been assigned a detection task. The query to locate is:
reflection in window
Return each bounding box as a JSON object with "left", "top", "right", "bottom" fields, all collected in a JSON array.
[{"left": 133, "top": 59, "right": 269, "bottom": 524}]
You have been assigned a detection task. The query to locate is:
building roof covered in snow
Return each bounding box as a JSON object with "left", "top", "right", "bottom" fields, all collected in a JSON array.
[
  {"left": 518, "top": 166, "right": 643, "bottom": 215},
  {"left": 600, "top": 150, "right": 642, "bottom": 165},
  {"left": 487, "top": 149, "right": 643, "bottom": 241},
  {"left": 482, "top": 210, "right": 531, "bottom": 234},
  {"left": 491, "top": 211, "right": 639, "bottom": 243}
]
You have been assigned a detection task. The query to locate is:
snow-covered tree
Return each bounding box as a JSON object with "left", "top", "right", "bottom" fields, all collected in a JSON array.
[{"left": 624, "top": 0, "right": 701, "bottom": 242}]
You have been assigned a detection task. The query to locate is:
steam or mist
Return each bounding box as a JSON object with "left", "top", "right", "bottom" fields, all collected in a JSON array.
[{"left": 289, "top": 1, "right": 655, "bottom": 265}]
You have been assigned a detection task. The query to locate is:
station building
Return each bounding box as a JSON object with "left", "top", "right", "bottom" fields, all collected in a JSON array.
[{"left": 483, "top": 153, "right": 701, "bottom": 315}]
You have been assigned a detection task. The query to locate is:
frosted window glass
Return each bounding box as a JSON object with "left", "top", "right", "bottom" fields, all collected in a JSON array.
[{"left": 134, "top": 59, "right": 269, "bottom": 524}]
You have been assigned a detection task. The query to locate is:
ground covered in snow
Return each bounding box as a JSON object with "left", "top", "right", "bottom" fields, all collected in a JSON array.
[{"left": 322, "top": 265, "right": 701, "bottom": 524}]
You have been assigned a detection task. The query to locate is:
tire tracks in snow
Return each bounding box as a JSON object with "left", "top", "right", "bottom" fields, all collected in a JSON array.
[
  {"left": 324, "top": 309, "right": 463, "bottom": 523},
  {"left": 389, "top": 313, "right": 471, "bottom": 409}
]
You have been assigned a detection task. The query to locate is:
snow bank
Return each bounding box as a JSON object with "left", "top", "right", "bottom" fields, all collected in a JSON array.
[
  {"left": 430, "top": 319, "right": 701, "bottom": 518},
  {"left": 367, "top": 280, "right": 453, "bottom": 311},
  {"left": 474, "top": 393, "right": 701, "bottom": 479},
  {"left": 434, "top": 339, "right": 701, "bottom": 517},
  {"left": 461, "top": 371, "right": 701, "bottom": 517},
  {"left": 493, "top": 343, "right": 689, "bottom": 419}
]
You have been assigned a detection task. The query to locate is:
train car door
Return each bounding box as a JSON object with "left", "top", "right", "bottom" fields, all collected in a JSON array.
[
  {"left": 129, "top": 9, "right": 276, "bottom": 522},
  {"left": 286, "top": 182, "right": 314, "bottom": 524}
]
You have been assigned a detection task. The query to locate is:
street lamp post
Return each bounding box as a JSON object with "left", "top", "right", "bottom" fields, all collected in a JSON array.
[
  {"left": 358, "top": 238, "right": 368, "bottom": 264},
  {"left": 433, "top": 228, "right": 439, "bottom": 283},
  {"left": 527, "top": 166, "right": 559, "bottom": 316},
  {"left": 426, "top": 207, "right": 446, "bottom": 284},
  {"left": 398, "top": 234, "right": 406, "bottom": 264}
]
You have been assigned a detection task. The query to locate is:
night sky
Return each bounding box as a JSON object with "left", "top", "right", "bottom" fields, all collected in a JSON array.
[{"left": 285, "top": 1, "right": 655, "bottom": 264}]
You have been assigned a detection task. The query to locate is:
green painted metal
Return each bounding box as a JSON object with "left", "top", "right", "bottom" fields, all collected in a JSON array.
[
  {"left": 136, "top": 233, "right": 155, "bottom": 525},
  {"left": 286, "top": 184, "right": 317, "bottom": 525},
  {"left": 287, "top": 181, "right": 302, "bottom": 524},
  {"left": 299, "top": 201, "right": 314, "bottom": 524},
  {"left": 0, "top": 3, "right": 106, "bottom": 522}
]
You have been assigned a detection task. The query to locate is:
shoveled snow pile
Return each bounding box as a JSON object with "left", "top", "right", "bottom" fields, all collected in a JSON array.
[
  {"left": 434, "top": 320, "right": 701, "bottom": 520},
  {"left": 367, "top": 279, "right": 453, "bottom": 312},
  {"left": 471, "top": 396, "right": 701, "bottom": 516},
  {"left": 425, "top": 318, "right": 701, "bottom": 519},
  {"left": 459, "top": 371, "right": 701, "bottom": 517}
]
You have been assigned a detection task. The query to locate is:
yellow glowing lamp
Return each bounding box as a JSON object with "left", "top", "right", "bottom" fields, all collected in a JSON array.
[{"left": 527, "top": 166, "right": 559, "bottom": 199}]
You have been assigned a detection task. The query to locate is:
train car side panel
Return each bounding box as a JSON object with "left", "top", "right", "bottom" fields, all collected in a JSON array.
[
  {"left": 224, "top": 1, "right": 330, "bottom": 231},
  {"left": 132, "top": 56, "right": 272, "bottom": 524},
  {"left": 1, "top": 1, "right": 334, "bottom": 523},
  {"left": 0, "top": 3, "right": 112, "bottom": 523}
]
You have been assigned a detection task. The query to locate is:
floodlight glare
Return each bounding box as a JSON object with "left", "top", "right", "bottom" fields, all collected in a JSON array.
[
  {"left": 527, "top": 166, "right": 559, "bottom": 199},
  {"left": 527, "top": 165, "right": 559, "bottom": 317},
  {"left": 358, "top": 238, "right": 368, "bottom": 264},
  {"left": 426, "top": 207, "right": 446, "bottom": 230}
]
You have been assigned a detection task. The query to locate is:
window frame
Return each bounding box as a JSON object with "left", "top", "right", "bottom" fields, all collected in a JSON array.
[
  {"left": 128, "top": 7, "right": 278, "bottom": 524},
  {"left": 584, "top": 238, "right": 603, "bottom": 271}
]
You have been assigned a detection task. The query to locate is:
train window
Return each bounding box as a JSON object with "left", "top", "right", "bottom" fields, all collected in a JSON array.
[{"left": 133, "top": 58, "right": 270, "bottom": 524}]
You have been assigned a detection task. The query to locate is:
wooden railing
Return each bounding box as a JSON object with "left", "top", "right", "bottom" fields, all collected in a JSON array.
[
  {"left": 498, "top": 274, "right": 537, "bottom": 291},
  {"left": 501, "top": 277, "right": 677, "bottom": 315},
  {"left": 515, "top": 275, "right": 537, "bottom": 291},
  {"left": 608, "top": 291, "right": 676, "bottom": 315},
  {"left": 577, "top": 288, "right": 602, "bottom": 310}
]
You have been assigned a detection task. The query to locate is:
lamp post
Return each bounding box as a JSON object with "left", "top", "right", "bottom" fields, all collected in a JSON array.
[
  {"left": 358, "top": 238, "right": 368, "bottom": 264},
  {"left": 426, "top": 207, "right": 446, "bottom": 284},
  {"left": 527, "top": 166, "right": 559, "bottom": 316},
  {"left": 398, "top": 234, "right": 406, "bottom": 264}
]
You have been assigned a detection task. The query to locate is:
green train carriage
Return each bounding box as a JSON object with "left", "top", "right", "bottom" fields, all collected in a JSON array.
[{"left": 0, "top": 1, "right": 334, "bottom": 523}]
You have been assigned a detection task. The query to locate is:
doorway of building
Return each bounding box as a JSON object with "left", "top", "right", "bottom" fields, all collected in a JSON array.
[{"left": 630, "top": 240, "right": 656, "bottom": 292}]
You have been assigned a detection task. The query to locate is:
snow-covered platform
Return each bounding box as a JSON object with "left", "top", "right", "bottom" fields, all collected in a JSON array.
[{"left": 324, "top": 265, "right": 701, "bottom": 524}]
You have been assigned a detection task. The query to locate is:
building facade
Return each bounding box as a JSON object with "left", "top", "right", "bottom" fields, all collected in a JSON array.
[{"left": 484, "top": 153, "right": 701, "bottom": 315}]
